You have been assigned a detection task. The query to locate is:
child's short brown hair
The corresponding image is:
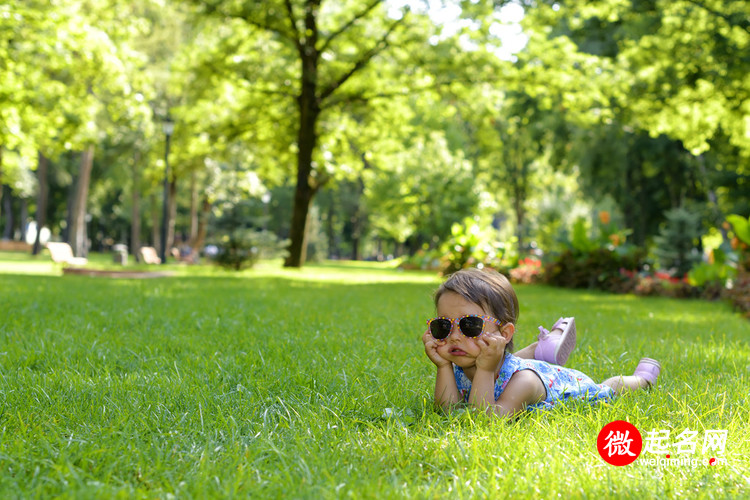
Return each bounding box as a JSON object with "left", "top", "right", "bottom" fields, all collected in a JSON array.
[{"left": 434, "top": 268, "right": 519, "bottom": 351}]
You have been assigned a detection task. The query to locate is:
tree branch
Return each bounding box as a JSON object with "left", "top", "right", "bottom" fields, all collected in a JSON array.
[
  {"left": 246, "top": 87, "right": 298, "bottom": 99},
  {"left": 242, "top": 17, "right": 295, "bottom": 44},
  {"left": 319, "top": 15, "right": 406, "bottom": 102},
  {"left": 283, "top": 0, "right": 304, "bottom": 53},
  {"left": 318, "top": 0, "right": 382, "bottom": 55}
]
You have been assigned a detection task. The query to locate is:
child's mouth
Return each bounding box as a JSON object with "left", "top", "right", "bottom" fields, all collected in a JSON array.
[{"left": 450, "top": 348, "right": 467, "bottom": 356}]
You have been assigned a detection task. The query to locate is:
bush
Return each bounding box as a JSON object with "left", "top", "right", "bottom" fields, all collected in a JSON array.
[
  {"left": 399, "top": 248, "right": 442, "bottom": 270},
  {"left": 633, "top": 273, "right": 698, "bottom": 299},
  {"left": 725, "top": 271, "right": 750, "bottom": 318},
  {"left": 726, "top": 214, "right": 750, "bottom": 271},
  {"left": 544, "top": 246, "right": 646, "bottom": 292},
  {"left": 509, "top": 257, "right": 543, "bottom": 284},
  {"left": 653, "top": 207, "right": 703, "bottom": 276},
  {"left": 213, "top": 230, "right": 289, "bottom": 271},
  {"left": 437, "top": 218, "right": 516, "bottom": 276}
]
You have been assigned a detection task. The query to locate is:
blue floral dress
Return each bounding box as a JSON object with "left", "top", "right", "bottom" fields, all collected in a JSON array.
[{"left": 453, "top": 353, "right": 614, "bottom": 410}]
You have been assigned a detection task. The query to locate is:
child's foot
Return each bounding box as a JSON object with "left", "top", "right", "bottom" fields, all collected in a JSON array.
[
  {"left": 633, "top": 357, "right": 661, "bottom": 387},
  {"left": 534, "top": 317, "right": 576, "bottom": 365}
]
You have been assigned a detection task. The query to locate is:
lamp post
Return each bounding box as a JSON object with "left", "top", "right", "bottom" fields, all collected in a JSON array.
[{"left": 160, "top": 116, "right": 175, "bottom": 264}]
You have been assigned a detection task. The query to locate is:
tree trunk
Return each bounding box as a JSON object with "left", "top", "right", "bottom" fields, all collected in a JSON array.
[
  {"left": 350, "top": 167, "right": 367, "bottom": 261},
  {"left": 0, "top": 149, "right": 3, "bottom": 231},
  {"left": 511, "top": 155, "right": 526, "bottom": 256},
  {"left": 150, "top": 191, "right": 159, "bottom": 248},
  {"left": 2, "top": 184, "right": 14, "bottom": 240},
  {"left": 189, "top": 170, "right": 198, "bottom": 242},
  {"left": 131, "top": 151, "right": 141, "bottom": 261},
  {"left": 32, "top": 151, "right": 49, "bottom": 255},
  {"left": 284, "top": 50, "right": 321, "bottom": 267},
  {"left": 19, "top": 198, "right": 28, "bottom": 242},
  {"left": 188, "top": 195, "right": 210, "bottom": 262},
  {"left": 326, "top": 194, "right": 336, "bottom": 258},
  {"left": 69, "top": 146, "right": 94, "bottom": 257},
  {"left": 167, "top": 176, "right": 177, "bottom": 251}
]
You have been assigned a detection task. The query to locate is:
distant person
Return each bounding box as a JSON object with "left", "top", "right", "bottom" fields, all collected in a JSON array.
[{"left": 422, "top": 268, "right": 660, "bottom": 416}]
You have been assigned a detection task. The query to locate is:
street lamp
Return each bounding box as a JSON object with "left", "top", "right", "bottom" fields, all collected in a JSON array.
[{"left": 160, "top": 116, "right": 175, "bottom": 264}]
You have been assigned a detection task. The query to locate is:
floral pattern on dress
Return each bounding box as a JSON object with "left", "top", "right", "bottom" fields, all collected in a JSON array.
[{"left": 453, "top": 353, "right": 614, "bottom": 410}]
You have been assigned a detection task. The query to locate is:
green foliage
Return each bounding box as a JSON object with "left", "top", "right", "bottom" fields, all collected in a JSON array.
[
  {"left": 688, "top": 243, "right": 737, "bottom": 289},
  {"left": 366, "top": 131, "right": 480, "bottom": 247},
  {"left": 689, "top": 261, "right": 736, "bottom": 289},
  {"left": 399, "top": 247, "right": 443, "bottom": 271},
  {"left": 213, "top": 229, "right": 289, "bottom": 271},
  {"left": 437, "top": 217, "right": 516, "bottom": 276},
  {"left": 725, "top": 270, "right": 750, "bottom": 318},
  {"left": 544, "top": 208, "right": 645, "bottom": 291},
  {"left": 725, "top": 214, "right": 750, "bottom": 272},
  {"left": 653, "top": 207, "right": 703, "bottom": 276},
  {"left": 727, "top": 214, "right": 750, "bottom": 246},
  {"left": 521, "top": 0, "right": 750, "bottom": 158},
  {"left": 544, "top": 246, "right": 646, "bottom": 292},
  {"left": 210, "top": 197, "right": 288, "bottom": 270},
  {"left": 439, "top": 219, "right": 484, "bottom": 275},
  {"left": 570, "top": 217, "right": 599, "bottom": 253}
]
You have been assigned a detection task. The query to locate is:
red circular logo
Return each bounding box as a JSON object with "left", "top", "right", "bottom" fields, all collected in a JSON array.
[{"left": 597, "top": 420, "right": 643, "bottom": 466}]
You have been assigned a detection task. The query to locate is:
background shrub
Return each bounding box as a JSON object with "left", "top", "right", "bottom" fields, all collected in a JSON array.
[
  {"left": 544, "top": 247, "right": 646, "bottom": 292},
  {"left": 213, "top": 230, "right": 289, "bottom": 271}
]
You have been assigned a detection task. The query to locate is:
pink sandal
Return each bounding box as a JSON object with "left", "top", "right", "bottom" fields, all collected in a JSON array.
[
  {"left": 534, "top": 317, "right": 576, "bottom": 365},
  {"left": 633, "top": 357, "right": 661, "bottom": 386}
]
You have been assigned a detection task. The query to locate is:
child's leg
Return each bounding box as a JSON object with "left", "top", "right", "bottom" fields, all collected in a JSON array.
[
  {"left": 602, "top": 375, "right": 649, "bottom": 394},
  {"left": 515, "top": 317, "right": 576, "bottom": 365},
  {"left": 514, "top": 342, "right": 538, "bottom": 360},
  {"left": 603, "top": 358, "right": 661, "bottom": 394},
  {"left": 534, "top": 317, "right": 576, "bottom": 365}
]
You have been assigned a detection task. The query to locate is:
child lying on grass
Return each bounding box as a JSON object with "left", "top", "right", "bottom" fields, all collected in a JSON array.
[{"left": 422, "top": 268, "right": 660, "bottom": 416}]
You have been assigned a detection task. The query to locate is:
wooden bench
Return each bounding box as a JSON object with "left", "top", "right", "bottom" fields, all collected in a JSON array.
[
  {"left": 0, "top": 240, "right": 32, "bottom": 252},
  {"left": 46, "top": 242, "right": 88, "bottom": 266},
  {"left": 138, "top": 246, "right": 162, "bottom": 264}
]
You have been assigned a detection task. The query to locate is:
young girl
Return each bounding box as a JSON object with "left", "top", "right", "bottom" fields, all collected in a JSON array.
[{"left": 422, "top": 268, "right": 660, "bottom": 416}]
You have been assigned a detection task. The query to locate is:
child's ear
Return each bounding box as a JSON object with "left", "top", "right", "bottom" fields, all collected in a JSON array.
[{"left": 500, "top": 323, "right": 515, "bottom": 342}]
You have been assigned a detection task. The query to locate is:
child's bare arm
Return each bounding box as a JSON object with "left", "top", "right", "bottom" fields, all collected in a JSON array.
[
  {"left": 491, "top": 371, "right": 546, "bottom": 417},
  {"left": 434, "top": 364, "right": 460, "bottom": 408},
  {"left": 422, "top": 331, "right": 460, "bottom": 408}
]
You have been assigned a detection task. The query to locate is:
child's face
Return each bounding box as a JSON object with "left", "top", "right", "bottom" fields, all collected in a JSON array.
[{"left": 434, "top": 291, "right": 501, "bottom": 369}]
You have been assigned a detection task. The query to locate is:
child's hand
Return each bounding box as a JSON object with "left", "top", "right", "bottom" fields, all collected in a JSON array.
[
  {"left": 422, "top": 330, "right": 450, "bottom": 368},
  {"left": 475, "top": 331, "right": 508, "bottom": 373}
]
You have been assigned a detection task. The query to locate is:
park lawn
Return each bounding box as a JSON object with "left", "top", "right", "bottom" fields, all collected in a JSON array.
[{"left": 0, "top": 257, "right": 748, "bottom": 498}]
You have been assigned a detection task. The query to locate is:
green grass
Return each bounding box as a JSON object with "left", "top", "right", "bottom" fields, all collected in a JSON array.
[{"left": 0, "top": 252, "right": 748, "bottom": 498}]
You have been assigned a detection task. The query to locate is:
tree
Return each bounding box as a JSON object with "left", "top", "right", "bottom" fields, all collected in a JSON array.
[{"left": 185, "top": 0, "right": 449, "bottom": 266}]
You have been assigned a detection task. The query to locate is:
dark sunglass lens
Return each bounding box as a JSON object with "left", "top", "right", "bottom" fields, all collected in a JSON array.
[
  {"left": 459, "top": 316, "right": 484, "bottom": 337},
  {"left": 430, "top": 319, "right": 452, "bottom": 339}
]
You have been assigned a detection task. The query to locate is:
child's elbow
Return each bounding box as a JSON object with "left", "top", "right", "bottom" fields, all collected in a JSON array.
[{"left": 490, "top": 402, "right": 525, "bottom": 419}]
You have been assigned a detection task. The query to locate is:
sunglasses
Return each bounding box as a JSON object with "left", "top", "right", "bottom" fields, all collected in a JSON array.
[{"left": 427, "top": 315, "right": 503, "bottom": 340}]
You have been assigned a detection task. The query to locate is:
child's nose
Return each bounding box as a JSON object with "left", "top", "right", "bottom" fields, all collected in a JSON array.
[{"left": 447, "top": 323, "right": 462, "bottom": 339}]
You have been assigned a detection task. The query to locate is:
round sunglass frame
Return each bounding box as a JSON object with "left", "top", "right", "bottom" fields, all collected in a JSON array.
[{"left": 426, "top": 314, "right": 503, "bottom": 340}]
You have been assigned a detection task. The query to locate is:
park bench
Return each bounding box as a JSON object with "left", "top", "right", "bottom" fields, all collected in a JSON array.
[
  {"left": 0, "top": 240, "right": 32, "bottom": 252},
  {"left": 46, "top": 242, "right": 88, "bottom": 266},
  {"left": 138, "top": 246, "right": 161, "bottom": 264}
]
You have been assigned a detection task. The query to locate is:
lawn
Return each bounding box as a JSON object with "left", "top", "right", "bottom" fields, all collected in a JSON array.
[{"left": 0, "top": 252, "right": 748, "bottom": 498}]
